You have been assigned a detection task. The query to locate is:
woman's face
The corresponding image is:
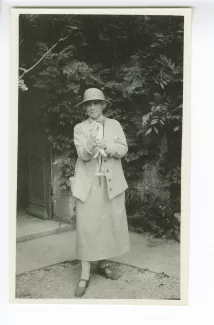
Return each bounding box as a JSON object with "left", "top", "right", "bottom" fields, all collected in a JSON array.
[{"left": 85, "top": 100, "right": 104, "bottom": 119}]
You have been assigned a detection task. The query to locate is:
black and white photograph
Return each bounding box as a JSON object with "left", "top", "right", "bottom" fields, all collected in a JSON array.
[{"left": 11, "top": 8, "right": 191, "bottom": 303}]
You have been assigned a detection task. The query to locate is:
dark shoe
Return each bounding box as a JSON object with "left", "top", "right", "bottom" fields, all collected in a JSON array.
[
  {"left": 74, "top": 278, "right": 90, "bottom": 297},
  {"left": 98, "top": 264, "right": 121, "bottom": 280}
]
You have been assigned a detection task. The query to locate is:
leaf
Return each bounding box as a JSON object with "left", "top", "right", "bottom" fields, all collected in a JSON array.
[
  {"left": 150, "top": 119, "right": 158, "bottom": 125},
  {"left": 125, "top": 156, "right": 130, "bottom": 162},
  {"left": 130, "top": 54, "right": 140, "bottom": 60},
  {"left": 154, "top": 92, "right": 162, "bottom": 100},
  {"left": 99, "top": 33, "right": 109, "bottom": 41},
  {"left": 66, "top": 180, "right": 71, "bottom": 186},
  {"left": 153, "top": 126, "right": 159, "bottom": 134},
  {"left": 138, "top": 149, "right": 149, "bottom": 156},
  {"left": 137, "top": 129, "right": 144, "bottom": 135},
  {"left": 145, "top": 127, "right": 152, "bottom": 136},
  {"left": 67, "top": 25, "right": 78, "bottom": 30},
  {"left": 174, "top": 126, "right": 180, "bottom": 132}
]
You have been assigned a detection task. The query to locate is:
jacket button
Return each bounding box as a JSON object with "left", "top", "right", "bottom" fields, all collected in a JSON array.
[
  {"left": 104, "top": 159, "right": 107, "bottom": 162},
  {"left": 106, "top": 169, "right": 109, "bottom": 172},
  {"left": 110, "top": 188, "right": 112, "bottom": 191},
  {"left": 108, "top": 179, "right": 111, "bottom": 182}
]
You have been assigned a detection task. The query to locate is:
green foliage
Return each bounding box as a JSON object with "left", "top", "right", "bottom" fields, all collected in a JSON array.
[
  {"left": 139, "top": 192, "right": 178, "bottom": 238},
  {"left": 125, "top": 185, "right": 142, "bottom": 215},
  {"left": 19, "top": 15, "right": 183, "bottom": 223},
  {"left": 18, "top": 78, "right": 28, "bottom": 91},
  {"left": 127, "top": 189, "right": 180, "bottom": 240},
  {"left": 142, "top": 92, "right": 182, "bottom": 136},
  {"left": 58, "top": 158, "right": 75, "bottom": 191}
]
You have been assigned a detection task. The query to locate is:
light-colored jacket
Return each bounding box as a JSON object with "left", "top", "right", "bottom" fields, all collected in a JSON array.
[{"left": 72, "top": 117, "right": 128, "bottom": 202}]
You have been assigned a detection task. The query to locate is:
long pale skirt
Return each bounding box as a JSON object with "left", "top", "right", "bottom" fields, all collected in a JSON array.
[{"left": 75, "top": 176, "right": 130, "bottom": 261}]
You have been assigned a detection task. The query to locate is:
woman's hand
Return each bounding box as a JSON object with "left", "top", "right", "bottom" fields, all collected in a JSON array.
[
  {"left": 96, "top": 139, "right": 107, "bottom": 150},
  {"left": 86, "top": 138, "right": 97, "bottom": 151}
]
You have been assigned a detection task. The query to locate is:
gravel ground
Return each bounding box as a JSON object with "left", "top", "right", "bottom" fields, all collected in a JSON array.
[{"left": 16, "top": 260, "right": 180, "bottom": 300}]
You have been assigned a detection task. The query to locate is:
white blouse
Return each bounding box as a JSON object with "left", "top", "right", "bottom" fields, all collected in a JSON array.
[{"left": 89, "top": 116, "right": 106, "bottom": 176}]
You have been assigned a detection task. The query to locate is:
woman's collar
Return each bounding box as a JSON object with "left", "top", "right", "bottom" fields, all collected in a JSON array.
[{"left": 89, "top": 115, "right": 105, "bottom": 124}]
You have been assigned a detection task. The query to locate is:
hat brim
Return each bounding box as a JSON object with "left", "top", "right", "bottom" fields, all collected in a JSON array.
[{"left": 76, "top": 98, "right": 111, "bottom": 109}]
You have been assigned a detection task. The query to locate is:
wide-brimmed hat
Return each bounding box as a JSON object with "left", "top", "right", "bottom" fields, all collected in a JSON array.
[{"left": 76, "top": 88, "right": 111, "bottom": 109}]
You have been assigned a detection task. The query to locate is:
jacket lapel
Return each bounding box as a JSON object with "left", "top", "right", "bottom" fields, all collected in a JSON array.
[
  {"left": 103, "top": 117, "right": 111, "bottom": 142},
  {"left": 83, "top": 118, "right": 92, "bottom": 139}
]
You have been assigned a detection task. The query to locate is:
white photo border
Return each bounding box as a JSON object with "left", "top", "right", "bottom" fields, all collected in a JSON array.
[{"left": 9, "top": 7, "right": 192, "bottom": 306}]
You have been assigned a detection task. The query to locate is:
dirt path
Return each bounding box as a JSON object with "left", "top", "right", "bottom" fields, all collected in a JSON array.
[{"left": 16, "top": 260, "right": 180, "bottom": 300}]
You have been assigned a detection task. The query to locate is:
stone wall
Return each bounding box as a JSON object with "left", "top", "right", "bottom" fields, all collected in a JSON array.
[
  {"left": 130, "top": 134, "right": 170, "bottom": 201},
  {"left": 130, "top": 165, "right": 170, "bottom": 201}
]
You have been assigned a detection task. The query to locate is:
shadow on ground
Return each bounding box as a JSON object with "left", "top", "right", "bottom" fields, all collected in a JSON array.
[{"left": 16, "top": 260, "right": 180, "bottom": 300}]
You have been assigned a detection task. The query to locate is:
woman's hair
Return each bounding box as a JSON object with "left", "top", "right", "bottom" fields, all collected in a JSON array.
[{"left": 101, "top": 101, "right": 107, "bottom": 109}]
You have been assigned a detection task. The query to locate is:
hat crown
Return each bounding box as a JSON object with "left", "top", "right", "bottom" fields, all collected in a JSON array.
[
  {"left": 76, "top": 88, "right": 111, "bottom": 108},
  {"left": 83, "top": 88, "right": 105, "bottom": 102}
]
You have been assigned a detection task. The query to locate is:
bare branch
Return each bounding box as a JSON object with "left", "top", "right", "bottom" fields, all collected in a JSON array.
[
  {"left": 19, "top": 67, "right": 27, "bottom": 72},
  {"left": 172, "top": 105, "right": 182, "bottom": 112},
  {"left": 19, "top": 38, "right": 24, "bottom": 46},
  {"left": 19, "top": 32, "right": 72, "bottom": 79}
]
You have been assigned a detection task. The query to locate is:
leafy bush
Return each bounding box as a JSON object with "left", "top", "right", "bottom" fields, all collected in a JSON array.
[
  {"left": 126, "top": 188, "right": 180, "bottom": 240},
  {"left": 125, "top": 185, "right": 142, "bottom": 215},
  {"left": 58, "top": 158, "right": 75, "bottom": 191},
  {"left": 139, "top": 192, "right": 178, "bottom": 238},
  {"left": 18, "top": 15, "right": 183, "bottom": 229},
  {"left": 19, "top": 15, "right": 183, "bottom": 178}
]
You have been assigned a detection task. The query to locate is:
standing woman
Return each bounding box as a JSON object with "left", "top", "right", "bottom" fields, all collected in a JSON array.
[{"left": 72, "top": 88, "right": 130, "bottom": 297}]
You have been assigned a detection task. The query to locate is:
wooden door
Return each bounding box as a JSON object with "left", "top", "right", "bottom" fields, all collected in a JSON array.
[{"left": 27, "top": 141, "right": 52, "bottom": 219}]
